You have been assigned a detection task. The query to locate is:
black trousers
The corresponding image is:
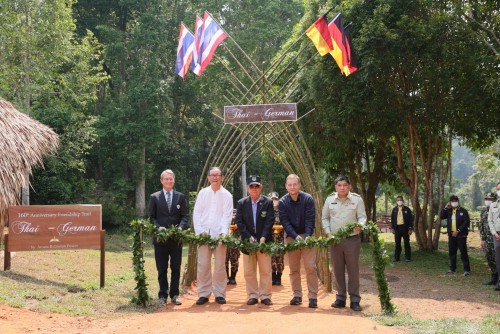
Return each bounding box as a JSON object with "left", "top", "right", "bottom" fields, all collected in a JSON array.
[
  {"left": 394, "top": 225, "right": 411, "bottom": 260},
  {"left": 154, "top": 239, "right": 183, "bottom": 299},
  {"left": 448, "top": 236, "right": 470, "bottom": 272}
]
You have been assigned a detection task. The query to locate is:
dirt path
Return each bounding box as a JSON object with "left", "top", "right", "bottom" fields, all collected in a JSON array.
[{"left": 1, "top": 252, "right": 499, "bottom": 333}]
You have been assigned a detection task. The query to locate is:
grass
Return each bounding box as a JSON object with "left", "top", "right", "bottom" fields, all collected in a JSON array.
[
  {"left": 361, "top": 230, "right": 500, "bottom": 333},
  {"left": 1, "top": 228, "right": 499, "bottom": 333},
  {"left": 0, "top": 229, "right": 188, "bottom": 318}
]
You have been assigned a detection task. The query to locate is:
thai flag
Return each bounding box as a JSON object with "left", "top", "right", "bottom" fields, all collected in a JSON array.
[
  {"left": 196, "top": 11, "right": 227, "bottom": 76},
  {"left": 175, "top": 23, "right": 195, "bottom": 79},
  {"left": 191, "top": 15, "right": 203, "bottom": 75}
]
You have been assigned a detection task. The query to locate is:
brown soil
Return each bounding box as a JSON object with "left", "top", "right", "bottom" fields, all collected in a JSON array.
[{"left": 1, "top": 248, "right": 499, "bottom": 333}]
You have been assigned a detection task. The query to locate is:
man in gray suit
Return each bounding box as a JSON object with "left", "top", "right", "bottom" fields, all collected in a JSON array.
[{"left": 149, "top": 169, "right": 189, "bottom": 305}]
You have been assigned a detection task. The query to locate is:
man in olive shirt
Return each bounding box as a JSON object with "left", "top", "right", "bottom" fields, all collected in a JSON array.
[{"left": 322, "top": 175, "right": 366, "bottom": 311}]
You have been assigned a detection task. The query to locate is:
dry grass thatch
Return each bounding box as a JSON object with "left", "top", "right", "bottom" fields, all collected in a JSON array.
[{"left": 0, "top": 97, "right": 59, "bottom": 245}]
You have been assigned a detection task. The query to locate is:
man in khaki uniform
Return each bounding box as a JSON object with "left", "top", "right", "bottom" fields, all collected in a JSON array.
[
  {"left": 488, "top": 181, "right": 500, "bottom": 291},
  {"left": 322, "top": 175, "right": 366, "bottom": 311}
]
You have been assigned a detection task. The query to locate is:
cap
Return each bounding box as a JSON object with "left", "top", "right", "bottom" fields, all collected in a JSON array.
[
  {"left": 268, "top": 191, "right": 279, "bottom": 199},
  {"left": 449, "top": 195, "right": 459, "bottom": 202},
  {"left": 485, "top": 192, "right": 498, "bottom": 200},
  {"left": 247, "top": 175, "right": 262, "bottom": 186}
]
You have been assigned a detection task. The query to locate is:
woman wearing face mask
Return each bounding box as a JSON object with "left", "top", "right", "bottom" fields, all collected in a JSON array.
[
  {"left": 440, "top": 195, "right": 471, "bottom": 276},
  {"left": 479, "top": 192, "right": 498, "bottom": 286},
  {"left": 487, "top": 181, "right": 500, "bottom": 291}
]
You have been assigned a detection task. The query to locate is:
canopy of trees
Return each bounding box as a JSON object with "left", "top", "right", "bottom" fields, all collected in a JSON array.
[{"left": 0, "top": 0, "right": 498, "bottom": 251}]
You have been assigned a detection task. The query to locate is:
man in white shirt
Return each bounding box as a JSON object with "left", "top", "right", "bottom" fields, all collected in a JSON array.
[{"left": 193, "top": 167, "right": 233, "bottom": 304}]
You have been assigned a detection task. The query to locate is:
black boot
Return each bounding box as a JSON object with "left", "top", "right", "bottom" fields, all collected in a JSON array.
[
  {"left": 482, "top": 273, "right": 498, "bottom": 286},
  {"left": 228, "top": 269, "right": 237, "bottom": 285},
  {"left": 275, "top": 272, "right": 282, "bottom": 286}
]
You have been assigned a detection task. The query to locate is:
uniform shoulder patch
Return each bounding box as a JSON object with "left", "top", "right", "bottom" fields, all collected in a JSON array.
[
  {"left": 328, "top": 192, "right": 336, "bottom": 197},
  {"left": 350, "top": 192, "right": 361, "bottom": 197}
]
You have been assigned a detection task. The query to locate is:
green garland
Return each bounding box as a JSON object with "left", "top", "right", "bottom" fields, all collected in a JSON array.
[
  {"left": 130, "top": 219, "right": 396, "bottom": 314},
  {"left": 130, "top": 219, "right": 152, "bottom": 306}
]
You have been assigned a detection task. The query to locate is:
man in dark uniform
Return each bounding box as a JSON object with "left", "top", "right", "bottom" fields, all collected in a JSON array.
[
  {"left": 268, "top": 192, "right": 284, "bottom": 286},
  {"left": 236, "top": 175, "right": 275, "bottom": 305},
  {"left": 480, "top": 192, "right": 498, "bottom": 285},
  {"left": 390, "top": 196, "right": 414, "bottom": 262},
  {"left": 225, "top": 209, "right": 240, "bottom": 285},
  {"left": 149, "top": 169, "right": 189, "bottom": 305},
  {"left": 440, "top": 195, "right": 471, "bottom": 276}
]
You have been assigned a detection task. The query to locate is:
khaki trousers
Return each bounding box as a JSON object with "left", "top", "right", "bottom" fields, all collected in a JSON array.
[
  {"left": 330, "top": 234, "right": 361, "bottom": 303},
  {"left": 197, "top": 244, "right": 227, "bottom": 298},
  {"left": 242, "top": 251, "right": 272, "bottom": 300},
  {"left": 286, "top": 235, "right": 318, "bottom": 299}
]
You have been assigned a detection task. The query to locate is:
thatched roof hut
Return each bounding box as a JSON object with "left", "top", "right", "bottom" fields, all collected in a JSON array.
[{"left": 0, "top": 98, "right": 59, "bottom": 246}]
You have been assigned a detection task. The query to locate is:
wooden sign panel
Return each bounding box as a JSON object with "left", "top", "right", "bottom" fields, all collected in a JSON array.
[
  {"left": 224, "top": 103, "right": 297, "bottom": 124},
  {"left": 8, "top": 205, "right": 102, "bottom": 252}
]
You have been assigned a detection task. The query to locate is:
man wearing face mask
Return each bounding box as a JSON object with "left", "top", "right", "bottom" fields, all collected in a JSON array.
[
  {"left": 487, "top": 182, "right": 500, "bottom": 291},
  {"left": 480, "top": 192, "right": 498, "bottom": 286},
  {"left": 390, "top": 196, "right": 414, "bottom": 262},
  {"left": 440, "top": 195, "right": 471, "bottom": 276}
]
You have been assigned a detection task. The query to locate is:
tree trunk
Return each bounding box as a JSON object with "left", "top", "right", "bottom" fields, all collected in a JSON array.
[{"left": 135, "top": 146, "right": 146, "bottom": 218}]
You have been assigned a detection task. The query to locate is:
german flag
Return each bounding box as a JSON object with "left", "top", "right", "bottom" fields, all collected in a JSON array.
[
  {"left": 306, "top": 15, "right": 333, "bottom": 56},
  {"left": 328, "top": 12, "right": 348, "bottom": 74},
  {"left": 343, "top": 23, "right": 358, "bottom": 76}
]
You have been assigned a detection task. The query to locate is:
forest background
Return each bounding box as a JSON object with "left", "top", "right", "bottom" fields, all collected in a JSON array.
[{"left": 0, "top": 0, "right": 498, "bottom": 252}]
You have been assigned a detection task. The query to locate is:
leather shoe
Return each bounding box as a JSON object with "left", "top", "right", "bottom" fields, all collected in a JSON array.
[
  {"left": 331, "top": 299, "right": 346, "bottom": 308},
  {"left": 350, "top": 302, "right": 362, "bottom": 311},
  {"left": 290, "top": 296, "right": 302, "bottom": 305},
  {"left": 228, "top": 277, "right": 237, "bottom": 285},
  {"left": 308, "top": 299, "right": 317, "bottom": 308},
  {"left": 261, "top": 298, "right": 273, "bottom": 306},
  {"left": 171, "top": 295, "right": 182, "bottom": 305},
  {"left": 196, "top": 297, "right": 209, "bottom": 305},
  {"left": 247, "top": 298, "right": 258, "bottom": 305},
  {"left": 215, "top": 296, "right": 226, "bottom": 304}
]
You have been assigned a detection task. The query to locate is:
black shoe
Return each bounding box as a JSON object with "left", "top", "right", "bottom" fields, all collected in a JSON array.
[
  {"left": 308, "top": 299, "right": 318, "bottom": 308},
  {"left": 261, "top": 298, "right": 273, "bottom": 306},
  {"left": 159, "top": 297, "right": 167, "bottom": 305},
  {"left": 196, "top": 297, "right": 209, "bottom": 305},
  {"left": 247, "top": 298, "right": 258, "bottom": 305},
  {"left": 275, "top": 273, "right": 282, "bottom": 286},
  {"left": 331, "top": 299, "right": 346, "bottom": 308},
  {"left": 482, "top": 274, "right": 498, "bottom": 286},
  {"left": 290, "top": 296, "right": 302, "bottom": 305},
  {"left": 350, "top": 302, "right": 362, "bottom": 311},
  {"left": 228, "top": 277, "right": 237, "bottom": 285},
  {"left": 393, "top": 257, "right": 400, "bottom": 262},
  {"left": 272, "top": 272, "right": 277, "bottom": 285},
  {"left": 215, "top": 296, "right": 226, "bottom": 304},
  {"left": 495, "top": 282, "right": 500, "bottom": 291}
]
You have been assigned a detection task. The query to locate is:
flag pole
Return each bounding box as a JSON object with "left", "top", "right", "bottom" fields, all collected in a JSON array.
[{"left": 206, "top": 11, "right": 261, "bottom": 76}]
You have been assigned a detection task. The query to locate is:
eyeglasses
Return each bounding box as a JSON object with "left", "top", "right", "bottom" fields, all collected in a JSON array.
[{"left": 209, "top": 174, "right": 222, "bottom": 178}]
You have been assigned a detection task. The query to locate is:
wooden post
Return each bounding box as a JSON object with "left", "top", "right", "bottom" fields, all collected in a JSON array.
[
  {"left": 100, "top": 230, "right": 106, "bottom": 288},
  {"left": 4, "top": 234, "right": 11, "bottom": 271}
]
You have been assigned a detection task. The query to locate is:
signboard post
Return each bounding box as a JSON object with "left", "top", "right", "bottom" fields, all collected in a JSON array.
[{"left": 5, "top": 205, "right": 105, "bottom": 288}]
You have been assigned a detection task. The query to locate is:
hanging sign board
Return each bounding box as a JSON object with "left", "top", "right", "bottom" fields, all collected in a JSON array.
[
  {"left": 224, "top": 103, "right": 297, "bottom": 124},
  {"left": 7, "top": 205, "right": 102, "bottom": 252}
]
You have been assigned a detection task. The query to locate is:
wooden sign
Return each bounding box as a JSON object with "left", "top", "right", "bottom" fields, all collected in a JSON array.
[
  {"left": 224, "top": 103, "right": 297, "bottom": 124},
  {"left": 8, "top": 205, "right": 102, "bottom": 252}
]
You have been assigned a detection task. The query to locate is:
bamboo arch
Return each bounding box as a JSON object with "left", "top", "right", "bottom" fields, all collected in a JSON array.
[{"left": 183, "top": 26, "right": 332, "bottom": 291}]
